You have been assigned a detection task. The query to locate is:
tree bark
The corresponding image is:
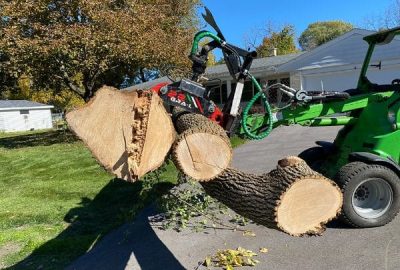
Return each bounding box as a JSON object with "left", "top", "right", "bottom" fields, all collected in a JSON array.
[
  {"left": 172, "top": 113, "right": 342, "bottom": 236},
  {"left": 201, "top": 157, "right": 342, "bottom": 236},
  {"left": 66, "top": 86, "right": 175, "bottom": 181},
  {"left": 172, "top": 113, "right": 232, "bottom": 181}
]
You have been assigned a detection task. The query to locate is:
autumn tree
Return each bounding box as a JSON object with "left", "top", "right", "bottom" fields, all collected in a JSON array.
[
  {"left": 245, "top": 24, "right": 297, "bottom": 57},
  {"left": 299, "top": 21, "right": 353, "bottom": 51},
  {"left": 0, "top": 0, "right": 200, "bottom": 101}
]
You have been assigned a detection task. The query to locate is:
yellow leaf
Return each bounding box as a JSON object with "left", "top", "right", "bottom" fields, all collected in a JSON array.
[
  {"left": 259, "top": 247, "right": 269, "bottom": 253},
  {"left": 225, "top": 265, "right": 234, "bottom": 270},
  {"left": 243, "top": 230, "right": 256, "bottom": 237},
  {"left": 204, "top": 256, "right": 211, "bottom": 267}
]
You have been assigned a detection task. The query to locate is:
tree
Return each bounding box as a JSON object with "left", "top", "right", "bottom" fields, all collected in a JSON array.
[
  {"left": 245, "top": 24, "right": 297, "bottom": 57},
  {"left": 258, "top": 25, "right": 297, "bottom": 57},
  {"left": 0, "top": 0, "right": 200, "bottom": 101},
  {"left": 299, "top": 21, "right": 353, "bottom": 51}
]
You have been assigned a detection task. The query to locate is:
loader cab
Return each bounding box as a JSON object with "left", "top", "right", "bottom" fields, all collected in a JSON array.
[{"left": 357, "top": 26, "right": 400, "bottom": 93}]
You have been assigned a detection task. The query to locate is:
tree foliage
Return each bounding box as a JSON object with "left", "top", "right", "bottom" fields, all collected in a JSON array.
[
  {"left": 299, "top": 21, "right": 353, "bottom": 51},
  {"left": 0, "top": 0, "right": 200, "bottom": 101},
  {"left": 3, "top": 74, "right": 84, "bottom": 111},
  {"left": 250, "top": 25, "right": 297, "bottom": 57}
]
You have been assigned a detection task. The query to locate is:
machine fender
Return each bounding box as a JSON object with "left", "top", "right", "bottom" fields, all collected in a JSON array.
[{"left": 349, "top": 152, "right": 400, "bottom": 177}]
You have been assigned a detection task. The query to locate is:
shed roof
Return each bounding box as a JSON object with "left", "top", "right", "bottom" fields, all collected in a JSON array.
[{"left": 0, "top": 100, "right": 54, "bottom": 111}]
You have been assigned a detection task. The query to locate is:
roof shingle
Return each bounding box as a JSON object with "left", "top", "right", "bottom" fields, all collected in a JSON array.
[{"left": 0, "top": 100, "right": 53, "bottom": 109}]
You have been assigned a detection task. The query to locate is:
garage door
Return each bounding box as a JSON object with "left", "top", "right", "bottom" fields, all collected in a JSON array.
[
  {"left": 302, "top": 71, "right": 359, "bottom": 92},
  {"left": 302, "top": 66, "right": 400, "bottom": 92}
]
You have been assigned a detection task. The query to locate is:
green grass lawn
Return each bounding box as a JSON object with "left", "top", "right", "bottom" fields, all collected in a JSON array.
[
  {"left": 0, "top": 129, "right": 247, "bottom": 269},
  {"left": 0, "top": 130, "right": 177, "bottom": 270}
]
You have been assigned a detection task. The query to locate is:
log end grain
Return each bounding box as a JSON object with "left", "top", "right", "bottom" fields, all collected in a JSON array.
[{"left": 275, "top": 175, "right": 343, "bottom": 236}]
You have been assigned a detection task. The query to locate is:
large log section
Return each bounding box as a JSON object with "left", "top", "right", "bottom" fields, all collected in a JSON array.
[
  {"left": 172, "top": 113, "right": 232, "bottom": 181},
  {"left": 66, "top": 87, "right": 175, "bottom": 181},
  {"left": 173, "top": 113, "right": 343, "bottom": 236}
]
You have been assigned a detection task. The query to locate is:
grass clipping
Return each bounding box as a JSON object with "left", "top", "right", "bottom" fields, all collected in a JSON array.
[{"left": 204, "top": 247, "right": 260, "bottom": 270}]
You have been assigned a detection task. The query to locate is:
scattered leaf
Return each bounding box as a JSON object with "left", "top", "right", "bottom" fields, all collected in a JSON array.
[
  {"left": 205, "top": 247, "right": 260, "bottom": 269},
  {"left": 259, "top": 247, "right": 269, "bottom": 253},
  {"left": 243, "top": 230, "right": 256, "bottom": 237},
  {"left": 204, "top": 256, "right": 212, "bottom": 267}
]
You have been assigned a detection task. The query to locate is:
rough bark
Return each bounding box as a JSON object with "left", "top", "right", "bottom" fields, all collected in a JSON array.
[
  {"left": 172, "top": 113, "right": 232, "bottom": 181},
  {"left": 66, "top": 86, "right": 175, "bottom": 181},
  {"left": 201, "top": 156, "right": 343, "bottom": 236}
]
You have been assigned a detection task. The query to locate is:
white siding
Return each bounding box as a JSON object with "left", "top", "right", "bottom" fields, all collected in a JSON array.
[
  {"left": 289, "top": 72, "right": 302, "bottom": 90},
  {"left": 0, "top": 108, "right": 53, "bottom": 132},
  {"left": 0, "top": 114, "right": 4, "bottom": 131},
  {"left": 302, "top": 69, "right": 359, "bottom": 91},
  {"left": 300, "top": 63, "right": 400, "bottom": 91}
]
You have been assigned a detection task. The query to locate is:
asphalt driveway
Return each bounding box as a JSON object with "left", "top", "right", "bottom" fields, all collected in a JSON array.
[{"left": 67, "top": 125, "right": 400, "bottom": 270}]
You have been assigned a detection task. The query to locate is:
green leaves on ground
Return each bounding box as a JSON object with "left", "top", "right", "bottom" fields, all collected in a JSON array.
[{"left": 157, "top": 180, "right": 226, "bottom": 232}]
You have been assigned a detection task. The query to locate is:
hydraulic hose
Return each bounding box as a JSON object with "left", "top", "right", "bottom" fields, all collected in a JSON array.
[{"left": 241, "top": 75, "right": 274, "bottom": 140}]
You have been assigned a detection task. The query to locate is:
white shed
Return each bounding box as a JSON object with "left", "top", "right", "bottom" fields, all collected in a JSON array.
[
  {"left": 0, "top": 100, "right": 54, "bottom": 133},
  {"left": 277, "top": 29, "right": 400, "bottom": 91}
]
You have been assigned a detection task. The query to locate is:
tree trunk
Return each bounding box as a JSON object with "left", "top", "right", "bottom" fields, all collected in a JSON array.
[
  {"left": 172, "top": 113, "right": 232, "bottom": 181},
  {"left": 172, "top": 113, "right": 342, "bottom": 236},
  {"left": 201, "top": 157, "right": 342, "bottom": 236},
  {"left": 66, "top": 86, "right": 175, "bottom": 181}
]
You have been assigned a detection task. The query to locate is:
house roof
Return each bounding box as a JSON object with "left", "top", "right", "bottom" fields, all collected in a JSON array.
[
  {"left": 0, "top": 100, "right": 54, "bottom": 111},
  {"left": 122, "top": 52, "right": 304, "bottom": 91},
  {"left": 276, "top": 28, "right": 400, "bottom": 73},
  {"left": 123, "top": 76, "right": 173, "bottom": 91},
  {"left": 205, "top": 52, "right": 304, "bottom": 78}
]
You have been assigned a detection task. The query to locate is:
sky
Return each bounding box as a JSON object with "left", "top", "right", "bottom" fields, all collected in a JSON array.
[{"left": 200, "top": 0, "right": 394, "bottom": 57}]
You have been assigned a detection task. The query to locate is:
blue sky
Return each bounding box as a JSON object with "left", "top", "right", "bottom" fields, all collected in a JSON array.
[{"left": 200, "top": 0, "right": 393, "bottom": 54}]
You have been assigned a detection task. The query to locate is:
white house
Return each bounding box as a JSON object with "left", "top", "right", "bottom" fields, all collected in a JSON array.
[
  {"left": 0, "top": 100, "right": 54, "bottom": 132},
  {"left": 124, "top": 28, "right": 400, "bottom": 105},
  {"left": 124, "top": 53, "right": 304, "bottom": 105},
  {"left": 277, "top": 28, "right": 400, "bottom": 91},
  {"left": 204, "top": 52, "right": 304, "bottom": 104}
]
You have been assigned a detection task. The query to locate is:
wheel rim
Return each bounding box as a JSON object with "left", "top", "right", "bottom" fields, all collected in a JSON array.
[{"left": 351, "top": 178, "right": 393, "bottom": 219}]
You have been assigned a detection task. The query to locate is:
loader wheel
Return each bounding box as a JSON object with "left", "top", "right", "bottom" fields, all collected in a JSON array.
[
  {"left": 335, "top": 162, "right": 400, "bottom": 227},
  {"left": 298, "top": 146, "right": 326, "bottom": 170}
]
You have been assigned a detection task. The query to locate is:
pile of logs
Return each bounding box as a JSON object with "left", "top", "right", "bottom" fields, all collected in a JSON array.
[{"left": 67, "top": 87, "right": 343, "bottom": 236}]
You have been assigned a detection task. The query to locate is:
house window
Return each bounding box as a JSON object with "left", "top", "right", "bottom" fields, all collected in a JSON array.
[
  {"left": 280, "top": 77, "right": 290, "bottom": 87},
  {"left": 267, "top": 79, "right": 278, "bottom": 86},
  {"left": 242, "top": 80, "right": 253, "bottom": 102},
  {"left": 20, "top": 110, "right": 29, "bottom": 114},
  {"left": 207, "top": 83, "right": 227, "bottom": 104},
  {"left": 220, "top": 83, "right": 228, "bottom": 103}
]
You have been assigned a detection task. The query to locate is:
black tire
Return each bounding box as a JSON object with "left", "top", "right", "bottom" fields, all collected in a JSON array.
[
  {"left": 335, "top": 162, "right": 400, "bottom": 228},
  {"left": 298, "top": 146, "right": 326, "bottom": 170}
]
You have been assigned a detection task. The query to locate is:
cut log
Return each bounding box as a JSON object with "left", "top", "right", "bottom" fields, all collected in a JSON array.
[
  {"left": 66, "top": 86, "right": 175, "bottom": 181},
  {"left": 172, "top": 113, "right": 232, "bottom": 181},
  {"left": 201, "top": 156, "right": 343, "bottom": 236}
]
